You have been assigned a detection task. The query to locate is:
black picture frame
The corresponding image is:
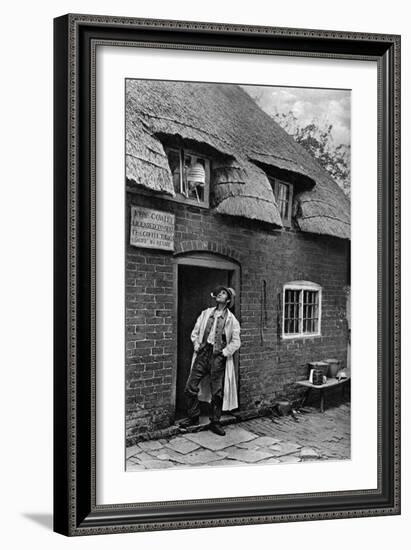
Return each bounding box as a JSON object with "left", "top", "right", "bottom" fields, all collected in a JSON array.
[{"left": 53, "top": 14, "right": 401, "bottom": 536}]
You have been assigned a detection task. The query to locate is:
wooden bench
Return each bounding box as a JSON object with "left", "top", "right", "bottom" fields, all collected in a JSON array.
[{"left": 296, "top": 374, "right": 351, "bottom": 413}]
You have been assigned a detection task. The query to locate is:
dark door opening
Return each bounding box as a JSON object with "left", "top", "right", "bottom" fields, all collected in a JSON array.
[{"left": 176, "top": 264, "right": 234, "bottom": 419}]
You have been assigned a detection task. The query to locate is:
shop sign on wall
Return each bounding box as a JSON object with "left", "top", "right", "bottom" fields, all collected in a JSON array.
[{"left": 130, "top": 206, "right": 175, "bottom": 251}]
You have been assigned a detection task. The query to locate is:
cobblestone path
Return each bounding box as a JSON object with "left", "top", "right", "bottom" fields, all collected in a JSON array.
[{"left": 126, "top": 403, "right": 350, "bottom": 471}]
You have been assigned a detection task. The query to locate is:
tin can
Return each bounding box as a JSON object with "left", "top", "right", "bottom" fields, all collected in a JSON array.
[{"left": 312, "top": 369, "right": 324, "bottom": 386}]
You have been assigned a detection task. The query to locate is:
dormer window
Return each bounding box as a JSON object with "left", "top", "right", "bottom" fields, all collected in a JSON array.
[
  {"left": 165, "top": 147, "right": 210, "bottom": 207},
  {"left": 269, "top": 177, "right": 293, "bottom": 227}
]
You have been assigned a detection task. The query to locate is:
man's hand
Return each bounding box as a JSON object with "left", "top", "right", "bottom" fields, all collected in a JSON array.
[{"left": 194, "top": 342, "right": 200, "bottom": 352}]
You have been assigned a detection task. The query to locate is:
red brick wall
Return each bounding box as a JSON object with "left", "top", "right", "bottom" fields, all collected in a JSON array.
[{"left": 125, "top": 190, "right": 349, "bottom": 439}]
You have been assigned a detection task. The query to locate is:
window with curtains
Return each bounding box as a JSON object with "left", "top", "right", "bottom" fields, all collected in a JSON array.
[{"left": 282, "top": 281, "right": 322, "bottom": 338}]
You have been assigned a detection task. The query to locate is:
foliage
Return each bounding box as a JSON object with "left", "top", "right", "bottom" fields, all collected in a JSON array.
[{"left": 272, "top": 111, "right": 351, "bottom": 197}]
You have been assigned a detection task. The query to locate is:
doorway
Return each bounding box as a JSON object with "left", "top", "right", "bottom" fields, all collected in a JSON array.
[{"left": 175, "top": 256, "right": 240, "bottom": 419}]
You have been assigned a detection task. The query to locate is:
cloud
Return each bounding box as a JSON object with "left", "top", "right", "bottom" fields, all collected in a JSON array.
[{"left": 243, "top": 85, "right": 351, "bottom": 146}]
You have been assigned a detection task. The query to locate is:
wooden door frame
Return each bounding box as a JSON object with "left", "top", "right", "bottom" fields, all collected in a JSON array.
[{"left": 171, "top": 253, "right": 241, "bottom": 418}]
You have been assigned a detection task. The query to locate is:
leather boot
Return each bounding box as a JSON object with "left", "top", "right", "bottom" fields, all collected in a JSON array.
[{"left": 209, "top": 422, "right": 225, "bottom": 436}]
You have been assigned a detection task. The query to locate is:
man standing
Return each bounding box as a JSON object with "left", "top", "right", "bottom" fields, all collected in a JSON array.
[{"left": 180, "top": 286, "right": 241, "bottom": 436}]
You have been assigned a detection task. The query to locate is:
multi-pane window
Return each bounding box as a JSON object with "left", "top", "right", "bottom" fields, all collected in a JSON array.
[
  {"left": 165, "top": 147, "right": 210, "bottom": 206},
  {"left": 283, "top": 282, "right": 321, "bottom": 337},
  {"left": 284, "top": 289, "right": 300, "bottom": 335},
  {"left": 269, "top": 177, "right": 293, "bottom": 226},
  {"left": 302, "top": 290, "right": 320, "bottom": 334}
]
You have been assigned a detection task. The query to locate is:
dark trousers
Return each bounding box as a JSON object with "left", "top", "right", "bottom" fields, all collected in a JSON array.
[{"left": 184, "top": 343, "right": 226, "bottom": 422}]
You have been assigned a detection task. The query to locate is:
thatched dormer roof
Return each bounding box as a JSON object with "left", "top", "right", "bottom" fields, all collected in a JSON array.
[{"left": 126, "top": 80, "right": 350, "bottom": 239}]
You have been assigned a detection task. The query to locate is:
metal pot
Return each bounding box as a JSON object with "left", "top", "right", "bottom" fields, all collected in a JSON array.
[{"left": 324, "top": 358, "right": 340, "bottom": 378}]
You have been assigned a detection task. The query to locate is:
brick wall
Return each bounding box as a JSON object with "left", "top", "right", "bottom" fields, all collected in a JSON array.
[{"left": 125, "top": 190, "right": 349, "bottom": 440}]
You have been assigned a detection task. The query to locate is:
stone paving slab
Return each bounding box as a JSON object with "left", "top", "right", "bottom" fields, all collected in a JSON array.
[
  {"left": 251, "top": 436, "right": 283, "bottom": 447},
  {"left": 315, "top": 433, "right": 337, "bottom": 442},
  {"left": 223, "top": 444, "right": 281, "bottom": 458},
  {"left": 236, "top": 442, "right": 261, "bottom": 450},
  {"left": 126, "top": 445, "right": 141, "bottom": 459},
  {"left": 278, "top": 455, "right": 301, "bottom": 464},
  {"left": 182, "top": 449, "right": 228, "bottom": 465},
  {"left": 183, "top": 426, "right": 258, "bottom": 451},
  {"left": 225, "top": 447, "right": 273, "bottom": 463},
  {"left": 269, "top": 442, "right": 302, "bottom": 456},
  {"left": 139, "top": 459, "right": 176, "bottom": 469},
  {"left": 207, "top": 459, "right": 243, "bottom": 467},
  {"left": 325, "top": 453, "right": 348, "bottom": 460},
  {"left": 138, "top": 440, "right": 163, "bottom": 452},
  {"left": 127, "top": 455, "right": 142, "bottom": 465},
  {"left": 258, "top": 458, "right": 281, "bottom": 465},
  {"left": 132, "top": 451, "right": 156, "bottom": 463},
  {"left": 165, "top": 438, "right": 200, "bottom": 454},
  {"left": 300, "top": 447, "right": 320, "bottom": 459},
  {"left": 149, "top": 448, "right": 189, "bottom": 464},
  {"left": 236, "top": 436, "right": 282, "bottom": 449},
  {"left": 127, "top": 462, "right": 147, "bottom": 471}
]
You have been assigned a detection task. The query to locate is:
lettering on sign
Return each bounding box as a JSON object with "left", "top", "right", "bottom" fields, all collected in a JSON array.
[{"left": 130, "top": 206, "right": 175, "bottom": 251}]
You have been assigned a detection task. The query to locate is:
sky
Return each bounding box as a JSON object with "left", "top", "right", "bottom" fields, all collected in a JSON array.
[{"left": 243, "top": 85, "right": 351, "bottom": 147}]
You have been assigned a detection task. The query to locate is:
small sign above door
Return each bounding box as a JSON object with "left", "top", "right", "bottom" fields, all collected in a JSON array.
[{"left": 130, "top": 206, "right": 175, "bottom": 251}]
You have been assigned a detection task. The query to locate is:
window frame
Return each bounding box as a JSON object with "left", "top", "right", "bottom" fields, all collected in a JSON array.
[
  {"left": 282, "top": 281, "right": 322, "bottom": 339},
  {"left": 164, "top": 146, "right": 211, "bottom": 208},
  {"left": 269, "top": 177, "right": 294, "bottom": 227}
]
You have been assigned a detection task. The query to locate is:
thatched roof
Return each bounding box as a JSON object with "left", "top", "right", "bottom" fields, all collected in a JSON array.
[
  {"left": 211, "top": 158, "right": 282, "bottom": 225},
  {"left": 126, "top": 80, "right": 350, "bottom": 239}
]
